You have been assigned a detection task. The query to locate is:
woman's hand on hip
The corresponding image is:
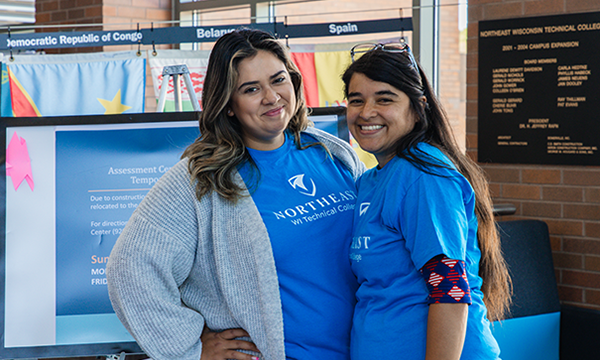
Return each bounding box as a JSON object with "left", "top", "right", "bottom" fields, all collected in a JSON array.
[{"left": 200, "top": 328, "right": 261, "bottom": 360}]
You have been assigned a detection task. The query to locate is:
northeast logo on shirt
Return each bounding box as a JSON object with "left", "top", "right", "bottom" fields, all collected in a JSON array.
[
  {"left": 274, "top": 174, "right": 356, "bottom": 224},
  {"left": 359, "top": 202, "right": 370, "bottom": 216},
  {"left": 288, "top": 174, "right": 316, "bottom": 196}
]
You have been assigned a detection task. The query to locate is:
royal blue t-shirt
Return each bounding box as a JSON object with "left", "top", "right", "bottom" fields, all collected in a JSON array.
[
  {"left": 239, "top": 132, "right": 358, "bottom": 360},
  {"left": 350, "top": 143, "right": 501, "bottom": 360}
]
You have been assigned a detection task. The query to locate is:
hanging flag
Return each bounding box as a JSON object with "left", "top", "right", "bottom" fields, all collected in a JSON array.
[
  {"left": 313, "top": 51, "right": 351, "bottom": 107},
  {"left": 8, "top": 66, "right": 41, "bottom": 117},
  {"left": 290, "top": 50, "right": 350, "bottom": 108},
  {"left": 148, "top": 49, "right": 209, "bottom": 111},
  {"left": 289, "top": 50, "right": 351, "bottom": 108},
  {"left": 291, "top": 49, "right": 376, "bottom": 167},
  {"left": 290, "top": 52, "right": 320, "bottom": 108},
  {"left": 1, "top": 62, "right": 14, "bottom": 116},
  {"left": 3, "top": 51, "right": 145, "bottom": 117}
]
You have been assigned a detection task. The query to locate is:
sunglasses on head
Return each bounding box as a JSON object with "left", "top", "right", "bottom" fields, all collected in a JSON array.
[{"left": 350, "top": 41, "right": 419, "bottom": 70}]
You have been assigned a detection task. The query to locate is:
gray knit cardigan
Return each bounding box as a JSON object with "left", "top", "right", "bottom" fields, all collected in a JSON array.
[{"left": 106, "top": 127, "right": 365, "bottom": 360}]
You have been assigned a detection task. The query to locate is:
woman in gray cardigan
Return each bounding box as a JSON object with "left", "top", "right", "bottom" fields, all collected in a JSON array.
[{"left": 106, "top": 29, "right": 364, "bottom": 360}]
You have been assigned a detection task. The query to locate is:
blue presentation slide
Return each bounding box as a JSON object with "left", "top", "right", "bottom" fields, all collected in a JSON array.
[{"left": 55, "top": 125, "right": 199, "bottom": 316}]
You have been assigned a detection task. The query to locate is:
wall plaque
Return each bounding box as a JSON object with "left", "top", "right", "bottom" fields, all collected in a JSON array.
[{"left": 478, "top": 12, "right": 600, "bottom": 165}]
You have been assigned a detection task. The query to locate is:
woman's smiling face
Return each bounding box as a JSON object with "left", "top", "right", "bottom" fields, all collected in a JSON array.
[
  {"left": 346, "top": 72, "right": 417, "bottom": 167},
  {"left": 229, "top": 50, "right": 296, "bottom": 151}
]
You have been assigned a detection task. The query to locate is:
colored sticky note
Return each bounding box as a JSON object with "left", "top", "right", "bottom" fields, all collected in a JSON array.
[{"left": 6, "top": 132, "right": 34, "bottom": 191}]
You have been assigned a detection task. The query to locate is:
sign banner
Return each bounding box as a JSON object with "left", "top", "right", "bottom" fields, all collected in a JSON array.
[
  {"left": 1, "top": 51, "right": 145, "bottom": 117},
  {"left": 284, "top": 18, "right": 413, "bottom": 38},
  {"left": 4, "top": 30, "right": 144, "bottom": 50},
  {"left": 141, "top": 23, "right": 279, "bottom": 44},
  {"left": 0, "top": 18, "right": 412, "bottom": 50}
]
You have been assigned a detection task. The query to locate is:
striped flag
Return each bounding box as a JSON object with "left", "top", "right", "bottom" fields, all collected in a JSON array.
[{"left": 290, "top": 50, "right": 351, "bottom": 108}]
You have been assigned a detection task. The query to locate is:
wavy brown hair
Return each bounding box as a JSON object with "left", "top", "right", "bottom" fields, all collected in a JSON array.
[
  {"left": 342, "top": 47, "right": 512, "bottom": 321},
  {"left": 182, "top": 29, "right": 313, "bottom": 202}
]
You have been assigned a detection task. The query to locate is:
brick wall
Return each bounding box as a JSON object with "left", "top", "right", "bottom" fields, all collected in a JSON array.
[
  {"left": 35, "top": 0, "right": 104, "bottom": 53},
  {"left": 36, "top": 0, "right": 171, "bottom": 34},
  {"left": 439, "top": 0, "right": 464, "bottom": 151},
  {"left": 35, "top": 0, "right": 172, "bottom": 110},
  {"left": 467, "top": 0, "right": 600, "bottom": 310}
]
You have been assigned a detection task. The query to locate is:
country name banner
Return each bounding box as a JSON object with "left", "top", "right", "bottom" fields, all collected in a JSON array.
[
  {"left": 140, "top": 23, "right": 279, "bottom": 44},
  {"left": 5, "top": 30, "right": 145, "bottom": 50},
  {"left": 284, "top": 18, "right": 413, "bottom": 38},
  {"left": 0, "top": 18, "right": 412, "bottom": 50}
]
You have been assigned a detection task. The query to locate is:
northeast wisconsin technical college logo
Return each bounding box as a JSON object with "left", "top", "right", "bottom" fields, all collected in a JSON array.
[{"left": 288, "top": 174, "right": 316, "bottom": 196}]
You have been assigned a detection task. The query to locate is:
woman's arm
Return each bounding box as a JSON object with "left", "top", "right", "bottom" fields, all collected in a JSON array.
[
  {"left": 200, "top": 328, "right": 260, "bottom": 360},
  {"left": 425, "top": 303, "right": 468, "bottom": 360},
  {"left": 421, "top": 255, "right": 471, "bottom": 360},
  {"left": 107, "top": 214, "right": 205, "bottom": 360}
]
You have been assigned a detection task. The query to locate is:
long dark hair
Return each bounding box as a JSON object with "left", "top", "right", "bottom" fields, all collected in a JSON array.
[
  {"left": 182, "top": 28, "right": 312, "bottom": 202},
  {"left": 343, "top": 47, "right": 512, "bottom": 321}
]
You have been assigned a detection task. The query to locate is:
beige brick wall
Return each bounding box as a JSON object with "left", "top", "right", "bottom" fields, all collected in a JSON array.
[
  {"left": 35, "top": 0, "right": 104, "bottom": 53},
  {"left": 439, "top": 0, "right": 464, "bottom": 151}
]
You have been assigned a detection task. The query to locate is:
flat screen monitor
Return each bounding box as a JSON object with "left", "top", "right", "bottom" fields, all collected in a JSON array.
[
  {"left": 0, "top": 107, "right": 348, "bottom": 359},
  {"left": 309, "top": 106, "right": 349, "bottom": 142}
]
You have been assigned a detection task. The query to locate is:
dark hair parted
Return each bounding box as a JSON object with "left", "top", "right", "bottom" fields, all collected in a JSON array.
[
  {"left": 182, "top": 28, "right": 313, "bottom": 202},
  {"left": 342, "top": 48, "right": 512, "bottom": 321}
]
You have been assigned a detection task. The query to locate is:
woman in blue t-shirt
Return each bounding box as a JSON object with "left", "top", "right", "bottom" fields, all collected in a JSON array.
[{"left": 341, "top": 43, "right": 512, "bottom": 360}]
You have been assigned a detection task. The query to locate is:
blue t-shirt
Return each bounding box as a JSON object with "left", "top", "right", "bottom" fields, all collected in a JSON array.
[
  {"left": 350, "top": 143, "right": 500, "bottom": 360},
  {"left": 239, "top": 132, "right": 358, "bottom": 360}
]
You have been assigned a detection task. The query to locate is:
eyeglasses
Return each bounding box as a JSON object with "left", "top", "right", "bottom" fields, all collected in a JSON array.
[{"left": 350, "top": 41, "right": 419, "bottom": 70}]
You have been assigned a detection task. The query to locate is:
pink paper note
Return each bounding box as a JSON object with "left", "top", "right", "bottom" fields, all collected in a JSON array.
[{"left": 6, "top": 132, "right": 34, "bottom": 191}]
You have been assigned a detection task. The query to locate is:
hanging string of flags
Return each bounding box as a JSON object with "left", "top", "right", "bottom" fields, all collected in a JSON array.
[{"left": 0, "top": 17, "right": 412, "bottom": 51}]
